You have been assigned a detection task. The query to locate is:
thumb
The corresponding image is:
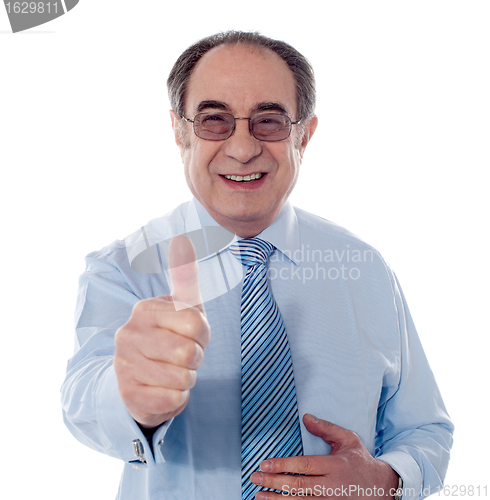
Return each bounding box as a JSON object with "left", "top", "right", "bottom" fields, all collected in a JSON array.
[
  {"left": 168, "top": 235, "right": 205, "bottom": 314},
  {"left": 303, "top": 414, "right": 357, "bottom": 452}
]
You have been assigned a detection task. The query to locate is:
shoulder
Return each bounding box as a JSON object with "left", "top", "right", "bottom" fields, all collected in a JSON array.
[
  {"left": 294, "top": 206, "right": 380, "bottom": 255},
  {"left": 292, "top": 206, "right": 396, "bottom": 286}
]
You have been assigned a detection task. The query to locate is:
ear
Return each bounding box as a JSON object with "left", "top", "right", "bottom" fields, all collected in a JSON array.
[
  {"left": 170, "top": 110, "right": 187, "bottom": 159},
  {"left": 298, "top": 115, "right": 318, "bottom": 159}
]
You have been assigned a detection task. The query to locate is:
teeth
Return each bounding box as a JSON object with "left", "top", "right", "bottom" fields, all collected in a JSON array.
[{"left": 224, "top": 173, "right": 263, "bottom": 182}]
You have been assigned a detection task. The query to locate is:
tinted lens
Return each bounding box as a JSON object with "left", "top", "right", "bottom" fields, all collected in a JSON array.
[
  {"left": 251, "top": 113, "right": 291, "bottom": 141},
  {"left": 194, "top": 113, "right": 235, "bottom": 140}
]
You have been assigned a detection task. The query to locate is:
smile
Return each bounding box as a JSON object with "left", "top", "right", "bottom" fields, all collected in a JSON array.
[{"left": 221, "top": 173, "right": 264, "bottom": 183}]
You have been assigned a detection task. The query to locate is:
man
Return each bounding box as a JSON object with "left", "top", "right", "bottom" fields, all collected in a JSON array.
[{"left": 61, "top": 31, "right": 453, "bottom": 500}]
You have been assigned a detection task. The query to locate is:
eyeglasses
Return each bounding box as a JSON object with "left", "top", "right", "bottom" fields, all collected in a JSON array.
[{"left": 181, "top": 112, "right": 300, "bottom": 142}]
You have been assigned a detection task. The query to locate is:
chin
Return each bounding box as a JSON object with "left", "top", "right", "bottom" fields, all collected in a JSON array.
[{"left": 225, "top": 205, "right": 268, "bottom": 222}]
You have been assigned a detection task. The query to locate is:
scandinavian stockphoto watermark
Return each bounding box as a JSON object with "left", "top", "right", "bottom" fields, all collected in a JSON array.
[
  {"left": 280, "top": 484, "right": 489, "bottom": 497},
  {"left": 124, "top": 222, "right": 376, "bottom": 308},
  {"left": 267, "top": 244, "right": 374, "bottom": 284},
  {"left": 3, "top": 0, "right": 78, "bottom": 33}
]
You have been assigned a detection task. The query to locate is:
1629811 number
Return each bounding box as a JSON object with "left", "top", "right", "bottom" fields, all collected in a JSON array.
[
  {"left": 5, "top": 2, "right": 59, "bottom": 14},
  {"left": 435, "top": 485, "right": 488, "bottom": 496}
]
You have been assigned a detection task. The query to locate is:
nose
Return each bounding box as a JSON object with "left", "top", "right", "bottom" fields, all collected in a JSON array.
[{"left": 222, "top": 118, "right": 262, "bottom": 164}]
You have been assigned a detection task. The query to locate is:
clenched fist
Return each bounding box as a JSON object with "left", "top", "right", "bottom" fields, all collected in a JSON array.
[{"left": 114, "top": 235, "right": 210, "bottom": 428}]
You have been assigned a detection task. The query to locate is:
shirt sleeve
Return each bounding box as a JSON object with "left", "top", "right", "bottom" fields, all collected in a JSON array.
[
  {"left": 375, "top": 272, "right": 454, "bottom": 499},
  {"left": 60, "top": 248, "right": 171, "bottom": 468}
]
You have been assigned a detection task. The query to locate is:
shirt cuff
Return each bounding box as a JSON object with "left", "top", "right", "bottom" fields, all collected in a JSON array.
[
  {"left": 95, "top": 364, "right": 154, "bottom": 466},
  {"left": 152, "top": 419, "right": 174, "bottom": 464},
  {"left": 377, "top": 450, "right": 423, "bottom": 499},
  {"left": 96, "top": 364, "right": 174, "bottom": 467}
]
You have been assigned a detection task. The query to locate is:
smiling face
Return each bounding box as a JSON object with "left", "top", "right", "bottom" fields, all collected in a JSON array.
[{"left": 171, "top": 44, "right": 317, "bottom": 238}]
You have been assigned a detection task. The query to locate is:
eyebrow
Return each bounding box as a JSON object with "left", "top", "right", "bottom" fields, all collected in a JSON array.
[
  {"left": 196, "top": 100, "right": 232, "bottom": 113},
  {"left": 195, "top": 100, "right": 290, "bottom": 116},
  {"left": 253, "top": 102, "right": 289, "bottom": 115}
]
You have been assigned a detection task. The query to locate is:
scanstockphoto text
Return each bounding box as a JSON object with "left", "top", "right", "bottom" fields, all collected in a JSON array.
[{"left": 280, "top": 484, "right": 489, "bottom": 497}]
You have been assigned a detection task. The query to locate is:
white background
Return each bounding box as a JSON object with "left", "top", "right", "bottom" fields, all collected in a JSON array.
[{"left": 1, "top": 1, "right": 489, "bottom": 498}]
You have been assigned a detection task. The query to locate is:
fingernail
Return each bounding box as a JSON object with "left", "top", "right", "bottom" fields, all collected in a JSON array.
[
  {"left": 307, "top": 413, "right": 319, "bottom": 423},
  {"left": 250, "top": 471, "right": 263, "bottom": 485},
  {"left": 260, "top": 460, "right": 273, "bottom": 472}
]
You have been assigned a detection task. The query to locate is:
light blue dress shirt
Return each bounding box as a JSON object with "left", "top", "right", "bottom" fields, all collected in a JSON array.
[{"left": 61, "top": 199, "right": 453, "bottom": 500}]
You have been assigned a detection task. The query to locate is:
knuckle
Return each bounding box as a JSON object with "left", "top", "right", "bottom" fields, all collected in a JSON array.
[
  {"left": 115, "top": 320, "right": 144, "bottom": 349},
  {"left": 132, "top": 297, "right": 170, "bottom": 321},
  {"left": 293, "top": 474, "right": 307, "bottom": 491},
  {"left": 118, "top": 382, "right": 135, "bottom": 403},
  {"left": 181, "top": 369, "right": 197, "bottom": 390},
  {"left": 182, "top": 308, "right": 205, "bottom": 337},
  {"left": 168, "top": 389, "right": 186, "bottom": 410},
  {"left": 114, "top": 333, "right": 139, "bottom": 368},
  {"left": 132, "top": 298, "right": 149, "bottom": 315},
  {"left": 335, "top": 454, "right": 350, "bottom": 470},
  {"left": 177, "top": 339, "right": 202, "bottom": 369},
  {"left": 297, "top": 456, "right": 312, "bottom": 475},
  {"left": 347, "top": 429, "right": 361, "bottom": 445},
  {"left": 191, "top": 343, "right": 204, "bottom": 368},
  {"left": 113, "top": 355, "right": 125, "bottom": 374},
  {"left": 115, "top": 325, "right": 130, "bottom": 345},
  {"left": 202, "top": 320, "right": 211, "bottom": 346},
  {"left": 188, "top": 369, "right": 197, "bottom": 388},
  {"left": 177, "top": 340, "right": 199, "bottom": 367},
  {"left": 113, "top": 349, "right": 133, "bottom": 376}
]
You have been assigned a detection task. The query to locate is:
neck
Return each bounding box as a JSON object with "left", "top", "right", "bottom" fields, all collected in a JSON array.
[
  {"left": 193, "top": 198, "right": 285, "bottom": 238},
  {"left": 211, "top": 212, "right": 277, "bottom": 239}
]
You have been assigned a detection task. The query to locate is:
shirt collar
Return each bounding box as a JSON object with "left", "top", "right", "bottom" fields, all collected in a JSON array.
[{"left": 185, "top": 198, "right": 301, "bottom": 266}]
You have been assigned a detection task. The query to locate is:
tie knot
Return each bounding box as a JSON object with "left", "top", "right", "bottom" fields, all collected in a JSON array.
[{"left": 229, "top": 238, "right": 274, "bottom": 267}]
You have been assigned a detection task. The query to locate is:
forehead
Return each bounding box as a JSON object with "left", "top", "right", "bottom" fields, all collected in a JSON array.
[{"left": 185, "top": 44, "right": 297, "bottom": 116}]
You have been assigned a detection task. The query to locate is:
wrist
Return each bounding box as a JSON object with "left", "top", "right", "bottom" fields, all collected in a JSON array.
[{"left": 375, "top": 460, "right": 400, "bottom": 498}]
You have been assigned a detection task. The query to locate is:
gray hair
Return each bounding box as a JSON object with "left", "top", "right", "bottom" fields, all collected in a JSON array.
[{"left": 167, "top": 31, "right": 316, "bottom": 122}]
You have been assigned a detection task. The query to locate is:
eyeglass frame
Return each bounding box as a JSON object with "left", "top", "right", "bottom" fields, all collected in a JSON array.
[{"left": 180, "top": 112, "right": 301, "bottom": 142}]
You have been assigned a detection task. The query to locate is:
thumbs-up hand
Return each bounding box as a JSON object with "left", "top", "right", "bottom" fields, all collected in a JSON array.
[{"left": 114, "top": 235, "right": 210, "bottom": 428}]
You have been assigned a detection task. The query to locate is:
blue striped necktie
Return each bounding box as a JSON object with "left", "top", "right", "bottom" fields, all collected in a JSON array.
[{"left": 230, "top": 238, "right": 303, "bottom": 500}]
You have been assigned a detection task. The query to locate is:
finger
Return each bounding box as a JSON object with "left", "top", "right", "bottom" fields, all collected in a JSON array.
[
  {"left": 139, "top": 328, "right": 205, "bottom": 369},
  {"left": 255, "top": 493, "right": 301, "bottom": 500},
  {"left": 303, "top": 414, "right": 359, "bottom": 450},
  {"left": 250, "top": 470, "right": 321, "bottom": 495},
  {"left": 122, "top": 384, "right": 190, "bottom": 428},
  {"left": 259, "top": 455, "right": 330, "bottom": 475},
  {"left": 133, "top": 298, "right": 210, "bottom": 349},
  {"left": 168, "top": 235, "right": 205, "bottom": 314},
  {"left": 255, "top": 494, "right": 284, "bottom": 500},
  {"left": 255, "top": 492, "right": 327, "bottom": 500},
  {"left": 133, "top": 358, "right": 197, "bottom": 391}
]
